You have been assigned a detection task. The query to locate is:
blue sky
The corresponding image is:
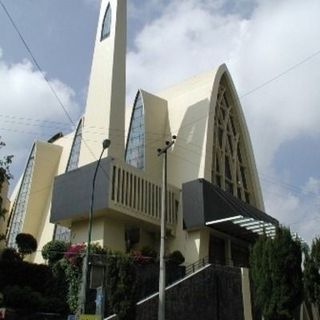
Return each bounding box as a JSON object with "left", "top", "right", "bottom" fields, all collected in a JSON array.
[{"left": 1, "top": 0, "right": 320, "bottom": 243}]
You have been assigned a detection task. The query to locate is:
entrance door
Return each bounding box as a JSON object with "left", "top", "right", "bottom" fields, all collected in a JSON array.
[{"left": 209, "top": 235, "right": 226, "bottom": 265}]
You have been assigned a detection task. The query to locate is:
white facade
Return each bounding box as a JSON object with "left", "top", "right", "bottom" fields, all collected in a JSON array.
[{"left": 7, "top": 0, "right": 276, "bottom": 267}]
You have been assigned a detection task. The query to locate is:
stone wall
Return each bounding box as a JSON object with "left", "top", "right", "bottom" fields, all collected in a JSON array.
[{"left": 136, "top": 265, "right": 244, "bottom": 320}]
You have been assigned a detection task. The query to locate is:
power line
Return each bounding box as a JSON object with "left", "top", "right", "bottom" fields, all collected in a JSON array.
[
  {"left": 4, "top": 117, "right": 318, "bottom": 202},
  {"left": 173, "top": 47, "right": 320, "bottom": 133},
  {"left": 2, "top": 0, "right": 319, "bottom": 229},
  {"left": 240, "top": 49, "right": 320, "bottom": 98},
  {"left": 0, "top": 1, "right": 114, "bottom": 181},
  {"left": 0, "top": 0, "right": 75, "bottom": 126},
  {"left": 0, "top": 113, "right": 70, "bottom": 126}
]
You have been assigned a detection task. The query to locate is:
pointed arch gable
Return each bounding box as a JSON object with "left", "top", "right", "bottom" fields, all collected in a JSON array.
[{"left": 205, "top": 64, "right": 264, "bottom": 210}]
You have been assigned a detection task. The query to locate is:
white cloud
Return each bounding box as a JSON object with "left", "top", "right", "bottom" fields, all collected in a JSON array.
[
  {"left": 233, "top": 0, "right": 320, "bottom": 170},
  {"left": 262, "top": 175, "right": 320, "bottom": 243},
  {"left": 126, "top": 0, "right": 320, "bottom": 240},
  {"left": 128, "top": 0, "right": 320, "bottom": 167},
  {"left": 0, "top": 50, "right": 80, "bottom": 187},
  {"left": 127, "top": 0, "right": 245, "bottom": 101}
]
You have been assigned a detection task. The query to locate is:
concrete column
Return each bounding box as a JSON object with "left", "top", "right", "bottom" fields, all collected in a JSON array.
[{"left": 241, "top": 268, "right": 253, "bottom": 320}]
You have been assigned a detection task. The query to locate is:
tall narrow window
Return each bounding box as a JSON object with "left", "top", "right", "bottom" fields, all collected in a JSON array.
[
  {"left": 65, "top": 118, "right": 83, "bottom": 172},
  {"left": 211, "top": 78, "right": 253, "bottom": 205},
  {"left": 125, "top": 91, "right": 145, "bottom": 169},
  {"left": 101, "top": 3, "right": 112, "bottom": 41},
  {"left": 54, "top": 118, "right": 83, "bottom": 242},
  {"left": 7, "top": 145, "right": 35, "bottom": 248}
]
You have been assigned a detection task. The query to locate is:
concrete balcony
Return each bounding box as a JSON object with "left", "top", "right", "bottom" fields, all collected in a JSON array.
[{"left": 50, "top": 157, "right": 179, "bottom": 230}]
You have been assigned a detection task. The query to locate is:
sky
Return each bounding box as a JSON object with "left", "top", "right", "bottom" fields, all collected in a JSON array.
[{"left": 0, "top": 0, "right": 320, "bottom": 243}]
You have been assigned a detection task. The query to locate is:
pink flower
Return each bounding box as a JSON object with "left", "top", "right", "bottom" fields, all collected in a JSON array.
[{"left": 65, "top": 243, "right": 86, "bottom": 265}]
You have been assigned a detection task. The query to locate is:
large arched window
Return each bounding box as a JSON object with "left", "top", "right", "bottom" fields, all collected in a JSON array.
[
  {"left": 211, "top": 77, "right": 253, "bottom": 205},
  {"left": 7, "top": 145, "right": 35, "bottom": 248},
  {"left": 101, "top": 3, "right": 111, "bottom": 41},
  {"left": 125, "top": 92, "right": 145, "bottom": 169}
]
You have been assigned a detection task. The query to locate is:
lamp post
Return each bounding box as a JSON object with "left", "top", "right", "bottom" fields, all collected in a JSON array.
[
  {"left": 80, "top": 139, "right": 111, "bottom": 315},
  {"left": 157, "top": 136, "right": 176, "bottom": 320}
]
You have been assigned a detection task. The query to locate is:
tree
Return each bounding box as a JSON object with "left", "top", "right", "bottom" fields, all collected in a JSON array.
[
  {"left": 0, "top": 139, "right": 13, "bottom": 187},
  {"left": 0, "top": 138, "right": 13, "bottom": 243},
  {"left": 304, "top": 237, "right": 320, "bottom": 308},
  {"left": 250, "top": 226, "right": 303, "bottom": 320},
  {"left": 41, "top": 240, "right": 68, "bottom": 266},
  {"left": 15, "top": 233, "right": 37, "bottom": 259}
]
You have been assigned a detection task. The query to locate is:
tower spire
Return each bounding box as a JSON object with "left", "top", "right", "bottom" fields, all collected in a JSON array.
[{"left": 79, "top": 0, "right": 126, "bottom": 165}]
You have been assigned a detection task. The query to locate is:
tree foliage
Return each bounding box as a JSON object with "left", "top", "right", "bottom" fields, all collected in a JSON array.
[
  {"left": 304, "top": 237, "right": 320, "bottom": 307},
  {"left": 0, "top": 246, "right": 69, "bottom": 314},
  {"left": 250, "top": 226, "right": 303, "bottom": 320},
  {"left": 41, "top": 240, "right": 68, "bottom": 266},
  {"left": 107, "top": 252, "right": 136, "bottom": 320},
  {"left": 167, "top": 250, "right": 185, "bottom": 265},
  {"left": 0, "top": 139, "right": 13, "bottom": 188},
  {"left": 15, "top": 233, "right": 37, "bottom": 259},
  {"left": 0, "top": 138, "right": 13, "bottom": 242}
]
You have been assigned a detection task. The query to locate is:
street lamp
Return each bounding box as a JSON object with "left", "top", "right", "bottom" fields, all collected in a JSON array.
[
  {"left": 157, "top": 135, "right": 176, "bottom": 320},
  {"left": 80, "top": 139, "right": 111, "bottom": 315}
]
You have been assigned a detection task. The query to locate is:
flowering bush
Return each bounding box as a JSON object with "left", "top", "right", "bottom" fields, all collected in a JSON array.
[
  {"left": 130, "top": 250, "right": 153, "bottom": 264},
  {"left": 64, "top": 243, "right": 86, "bottom": 266}
]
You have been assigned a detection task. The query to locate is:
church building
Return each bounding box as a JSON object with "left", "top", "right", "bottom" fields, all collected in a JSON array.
[{"left": 6, "top": 0, "right": 278, "bottom": 266}]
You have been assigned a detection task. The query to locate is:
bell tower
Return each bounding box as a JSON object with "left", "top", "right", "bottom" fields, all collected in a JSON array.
[{"left": 79, "top": 0, "right": 126, "bottom": 165}]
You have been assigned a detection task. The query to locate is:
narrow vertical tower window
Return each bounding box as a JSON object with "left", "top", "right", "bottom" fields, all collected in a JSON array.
[
  {"left": 125, "top": 92, "right": 145, "bottom": 169},
  {"left": 66, "top": 118, "right": 83, "bottom": 172},
  {"left": 54, "top": 118, "right": 83, "bottom": 242},
  {"left": 7, "top": 145, "right": 35, "bottom": 248},
  {"left": 101, "top": 3, "right": 112, "bottom": 41}
]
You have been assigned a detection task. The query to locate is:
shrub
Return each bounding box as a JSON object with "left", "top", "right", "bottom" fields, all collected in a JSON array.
[
  {"left": 3, "top": 285, "right": 43, "bottom": 312},
  {"left": 64, "top": 243, "right": 86, "bottom": 267},
  {"left": 61, "top": 242, "right": 107, "bottom": 313},
  {"left": 15, "top": 233, "right": 37, "bottom": 259},
  {"left": 131, "top": 250, "right": 153, "bottom": 264},
  {"left": 3, "top": 284, "right": 68, "bottom": 314},
  {"left": 167, "top": 250, "right": 185, "bottom": 265},
  {"left": 107, "top": 253, "right": 136, "bottom": 320},
  {"left": 140, "top": 246, "right": 157, "bottom": 259},
  {"left": 42, "top": 240, "right": 68, "bottom": 266},
  {"left": 0, "top": 248, "right": 22, "bottom": 263}
]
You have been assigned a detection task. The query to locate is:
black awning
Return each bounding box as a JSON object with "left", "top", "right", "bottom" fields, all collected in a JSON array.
[{"left": 182, "top": 179, "right": 279, "bottom": 241}]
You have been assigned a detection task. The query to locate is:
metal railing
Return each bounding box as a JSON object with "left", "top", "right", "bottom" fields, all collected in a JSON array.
[{"left": 184, "top": 256, "right": 210, "bottom": 277}]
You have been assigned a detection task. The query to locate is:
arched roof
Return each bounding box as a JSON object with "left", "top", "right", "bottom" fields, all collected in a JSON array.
[{"left": 157, "top": 64, "right": 264, "bottom": 210}]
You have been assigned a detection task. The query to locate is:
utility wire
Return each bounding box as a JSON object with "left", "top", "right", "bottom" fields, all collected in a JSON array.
[
  {"left": 3, "top": 119, "right": 318, "bottom": 201},
  {"left": 240, "top": 49, "right": 320, "bottom": 98},
  {"left": 0, "top": 0, "right": 112, "bottom": 180},
  {"left": 0, "top": 0, "right": 75, "bottom": 126},
  {"left": 2, "top": 1, "right": 319, "bottom": 219}
]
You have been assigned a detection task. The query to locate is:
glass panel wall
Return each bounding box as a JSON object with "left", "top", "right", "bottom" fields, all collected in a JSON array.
[
  {"left": 54, "top": 118, "right": 83, "bottom": 242},
  {"left": 7, "top": 145, "right": 35, "bottom": 248}
]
